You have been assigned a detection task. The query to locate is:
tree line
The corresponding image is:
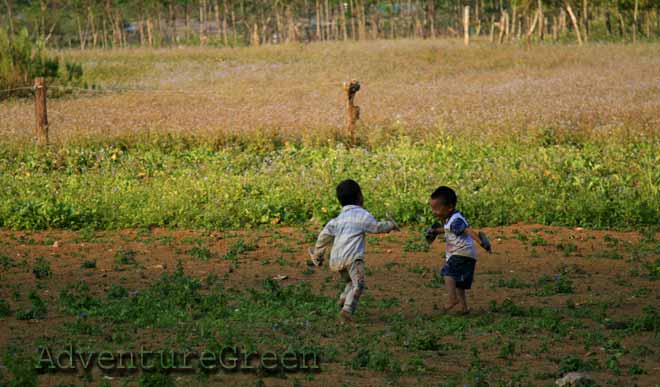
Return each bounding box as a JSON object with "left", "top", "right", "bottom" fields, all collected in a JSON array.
[{"left": 1, "top": 0, "right": 658, "bottom": 49}]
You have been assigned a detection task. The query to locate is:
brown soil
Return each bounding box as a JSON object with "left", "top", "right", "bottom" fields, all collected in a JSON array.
[{"left": 0, "top": 224, "right": 657, "bottom": 386}]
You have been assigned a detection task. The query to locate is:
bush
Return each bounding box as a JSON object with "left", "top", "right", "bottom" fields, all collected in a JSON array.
[{"left": 0, "top": 28, "right": 85, "bottom": 100}]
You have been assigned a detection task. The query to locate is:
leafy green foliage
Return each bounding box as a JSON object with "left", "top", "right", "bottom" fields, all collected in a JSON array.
[
  {"left": 16, "top": 291, "right": 47, "bottom": 320},
  {"left": 497, "top": 277, "right": 530, "bottom": 289},
  {"left": 187, "top": 246, "right": 213, "bottom": 261},
  {"left": 0, "top": 254, "right": 15, "bottom": 269},
  {"left": 0, "top": 28, "right": 85, "bottom": 100},
  {"left": 114, "top": 248, "right": 137, "bottom": 265},
  {"left": 0, "top": 298, "right": 10, "bottom": 318},
  {"left": 535, "top": 274, "right": 574, "bottom": 296},
  {"left": 2, "top": 345, "right": 37, "bottom": 387},
  {"left": 403, "top": 237, "right": 430, "bottom": 252},
  {"left": 223, "top": 239, "right": 257, "bottom": 260},
  {"left": 558, "top": 356, "right": 600, "bottom": 373},
  {"left": 0, "top": 134, "right": 657, "bottom": 231},
  {"left": 81, "top": 260, "right": 96, "bottom": 269},
  {"left": 59, "top": 281, "right": 99, "bottom": 315},
  {"left": 31, "top": 257, "right": 51, "bottom": 279}
]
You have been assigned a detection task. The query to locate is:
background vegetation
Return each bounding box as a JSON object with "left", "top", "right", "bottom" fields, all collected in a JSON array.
[
  {"left": 0, "top": 0, "right": 658, "bottom": 50},
  {"left": 1, "top": 41, "right": 658, "bottom": 231},
  {"left": 0, "top": 130, "right": 658, "bottom": 231}
]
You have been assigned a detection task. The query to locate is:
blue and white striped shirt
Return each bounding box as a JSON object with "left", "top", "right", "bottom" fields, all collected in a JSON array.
[{"left": 444, "top": 211, "right": 477, "bottom": 260}]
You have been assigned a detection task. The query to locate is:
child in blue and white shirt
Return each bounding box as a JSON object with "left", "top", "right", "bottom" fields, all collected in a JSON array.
[{"left": 427, "top": 186, "right": 491, "bottom": 314}]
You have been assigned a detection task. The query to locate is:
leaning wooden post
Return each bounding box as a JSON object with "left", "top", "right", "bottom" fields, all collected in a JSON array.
[
  {"left": 34, "top": 77, "right": 49, "bottom": 146},
  {"left": 343, "top": 80, "right": 360, "bottom": 145},
  {"left": 463, "top": 6, "right": 470, "bottom": 45}
]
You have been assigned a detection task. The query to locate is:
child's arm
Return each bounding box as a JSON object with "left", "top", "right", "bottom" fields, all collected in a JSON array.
[
  {"left": 309, "top": 220, "right": 335, "bottom": 266},
  {"left": 363, "top": 214, "right": 399, "bottom": 234},
  {"left": 465, "top": 227, "right": 492, "bottom": 253},
  {"left": 449, "top": 217, "right": 492, "bottom": 253}
]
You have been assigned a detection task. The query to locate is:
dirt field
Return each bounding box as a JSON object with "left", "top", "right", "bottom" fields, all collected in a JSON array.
[{"left": 0, "top": 224, "right": 657, "bottom": 386}]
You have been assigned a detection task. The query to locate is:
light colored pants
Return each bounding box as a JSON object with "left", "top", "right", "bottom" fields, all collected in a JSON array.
[{"left": 339, "top": 259, "right": 365, "bottom": 314}]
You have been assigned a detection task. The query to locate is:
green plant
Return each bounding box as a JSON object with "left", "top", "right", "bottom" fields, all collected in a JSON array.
[
  {"left": 605, "top": 354, "right": 621, "bottom": 375},
  {"left": 31, "top": 256, "right": 51, "bottom": 279},
  {"left": 535, "top": 274, "right": 574, "bottom": 296},
  {"left": 497, "top": 277, "right": 530, "bottom": 289},
  {"left": 384, "top": 262, "right": 400, "bottom": 270},
  {"left": 222, "top": 239, "right": 257, "bottom": 260},
  {"left": 558, "top": 355, "right": 600, "bottom": 373},
  {"left": 406, "top": 331, "right": 442, "bottom": 351},
  {"left": 498, "top": 341, "right": 516, "bottom": 359},
  {"left": 642, "top": 258, "right": 660, "bottom": 280},
  {"left": 0, "top": 298, "right": 10, "bottom": 318},
  {"left": 0, "top": 254, "right": 15, "bottom": 269},
  {"left": 188, "top": 246, "right": 213, "bottom": 261},
  {"left": 403, "top": 237, "right": 430, "bottom": 253},
  {"left": 556, "top": 242, "right": 578, "bottom": 256},
  {"left": 408, "top": 265, "right": 430, "bottom": 275},
  {"left": 59, "top": 281, "right": 99, "bottom": 315},
  {"left": 628, "top": 305, "right": 658, "bottom": 332},
  {"left": 628, "top": 364, "right": 646, "bottom": 375},
  {"left": 467, "top": 345, "right": 490, "bottom": 387},
  {"left": 491, "top": 299, "right": 526, "bottom": 317},
  {"left": 531, "top": 235, "right": 547, "bottom": 246},
  {"left": 114, "top": 248, "right": 137, "bottom": 265},
  {"left": 351, "top": 347, "right": 401, "bottom": 374},
  {"left": 138, "top": 371, "right": 175, "bottom": 387},
  {"left": 81, "top": 260, "right": 96, "bottom": 269},
  {"left": 2, "top": 345, "right": 37, "bottom": 387},
  {"left": 406, "top": 355, "right": 426, "bottom": 373},
  {"left": 0, "top": 28, "right": 85, "bottom": 100},
  {"left": 16, "top": 291, "right": 47, "bottom": 320}
]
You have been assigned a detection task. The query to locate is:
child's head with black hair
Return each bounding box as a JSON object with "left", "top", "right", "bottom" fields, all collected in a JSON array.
[
  {"left": 336, "top": 179, "right": 364, "bottom": 207},
  {"left": 430, "top": 186, "right": 457, "bottom": 221}
]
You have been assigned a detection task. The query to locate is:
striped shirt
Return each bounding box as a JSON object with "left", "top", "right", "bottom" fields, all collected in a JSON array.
[
  {"left": 313, "top": 205, "right": 397, "bottom": 271},
  {"left": 444, "top": 211, "right": 477, "bottom": 260}
]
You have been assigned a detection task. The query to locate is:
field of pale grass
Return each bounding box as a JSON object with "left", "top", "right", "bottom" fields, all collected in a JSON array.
[{"left": 1, "top": 40, "right": 659, "bottom": 144}]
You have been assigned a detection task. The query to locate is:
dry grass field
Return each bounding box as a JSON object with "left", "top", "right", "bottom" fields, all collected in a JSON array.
[{"left": 1, "top": 40, "right": 659, "bottom": 143}]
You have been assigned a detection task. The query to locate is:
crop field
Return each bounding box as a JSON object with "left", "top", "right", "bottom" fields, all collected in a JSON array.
[{"left": 0, "top": 40, "right": 659, "bottom": 386}]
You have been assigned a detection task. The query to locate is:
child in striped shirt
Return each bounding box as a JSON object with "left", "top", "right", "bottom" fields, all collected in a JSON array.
[
  {"left": 426, "top": 186, "right": 492, "bottom": 315},
  {"left": 309, "top": 179, "right": 399, "bottom": 322}
]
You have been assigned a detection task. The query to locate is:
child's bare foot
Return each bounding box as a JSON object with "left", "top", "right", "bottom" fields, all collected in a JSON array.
[
  {"left": 340, "top": 310, "right": 354, "bottom": 323},
  {"left": 443, "top": 300, "right": 459, "bottom": 312}
]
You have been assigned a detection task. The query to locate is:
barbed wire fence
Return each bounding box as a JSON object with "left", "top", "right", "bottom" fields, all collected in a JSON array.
[{"left": 0, "top": 78, "right": 365, "bottom": 145}]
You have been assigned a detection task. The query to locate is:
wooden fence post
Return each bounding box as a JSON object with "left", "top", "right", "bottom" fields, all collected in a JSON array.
[
  {"left": 343, "top": 80, "right": 360, "bottom": 145},
  {"left": 34, "top": 77, "right": 49, "bottom": 146}
]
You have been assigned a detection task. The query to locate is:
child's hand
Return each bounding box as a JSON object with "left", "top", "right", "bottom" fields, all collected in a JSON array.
[
  {"left": 385, "top": 213, "right": 400, "bottom": 232},
  {"left": 478, "top": 231, "right": 492, "bottom": 253},
  {"left": 308, "top": 248, "right": 324, "bottom": 267},
  {"left": 424, "top": 222, "right": 442, "bottom": 244}
]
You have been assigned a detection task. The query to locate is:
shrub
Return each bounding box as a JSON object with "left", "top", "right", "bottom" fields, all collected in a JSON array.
[{"left": 0, "top": 27, "right": 85, "bottom": 100}]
